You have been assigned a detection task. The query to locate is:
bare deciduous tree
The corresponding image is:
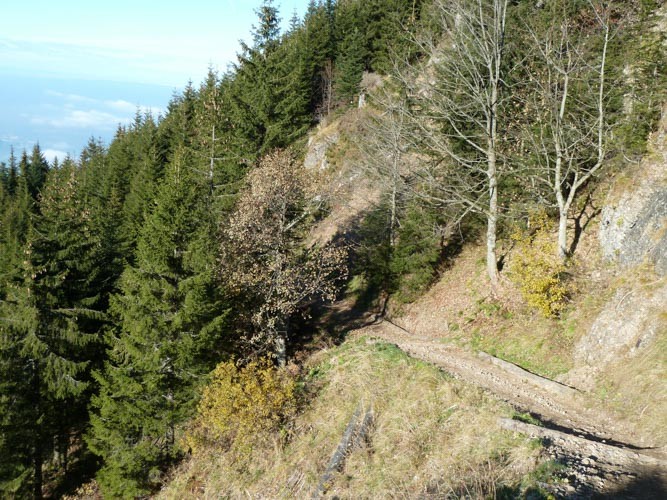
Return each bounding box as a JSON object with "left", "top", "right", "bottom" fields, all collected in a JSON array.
[
  {"left": 320, "top": 60, "right": 335, "bottom": 120},
  {"left": 354, "top": 88, "right": 416, "bottom": 248},
  {"left": 394, "top": 0, "right": 510, "bottom": 289},
  {"left": 524, "top": 1, "right": 611, "bottom": 260}
]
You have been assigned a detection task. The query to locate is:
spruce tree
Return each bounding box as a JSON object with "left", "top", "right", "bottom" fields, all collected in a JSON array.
[
  {"left": 0, "top": 163, "right": 31, "bottom": 299},
  {"left": 0, "top": 162, "right": 6, "bottom": 193},
  {"left": 77, "top": 137, "right": 131, "bottom": 308},
  {"left": 303, "top": 0, "right": 337, "bottom": 117},
  {"left": 18, "top": 151, "right": 31, "bottom": 198},
  {"left": 120, "top": 113, "right": 166, "bottom": 260},
  {"left": 0, "top": 170, "right": 34, "bottom": 495},
  {"left": 161, "top": 84, "right": 197, "bottom": 156},
  {"left": 78, "top": 137, "right": 108, "bottom": 207},
  {"left": 195, "top": 74, "right": 251, "bottom": 210},
  {"left": 265, "top": 27, "right": 312, "bottom": 148},
  {"left": 0, "top": 318, "right": 33, "bottom": 497},
  {"left": 26, "top": 144, "right": 50, "bottom": 200},
  {"left": 6, "top": 148, "right": 18, "bottom": 197},
  {"left": 87, "top": 147, "right": 228, "bottom": 497},
  {"left": 0, "top": 161, "right": 103, "bottom": 498},
  {"left": 335, "top": 27, "right": 367, "bottom": 105},
  {"left": 227, "top": 0, "right": 283, "bottom": 158}
]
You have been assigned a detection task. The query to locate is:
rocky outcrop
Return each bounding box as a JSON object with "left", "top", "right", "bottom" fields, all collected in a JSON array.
[
  {"left": 599, "top": 182, "right": 667, "bottom": 275},
  {"left": 574, "top": 283, "right": 667, "bottom": 368},
  {"left": 599, "top": 106, "right": 667, "bottom": 275},
  {"left": 597, "top": 9, "right": 667, "bottom": 273},
  {"left": 573, "top": 107, "right": 667, "bottom": 381},
  {"left": 304, "top": 130, "right": 339, "bottom": 171}
]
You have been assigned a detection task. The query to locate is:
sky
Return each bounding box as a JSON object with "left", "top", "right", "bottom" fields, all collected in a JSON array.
[{"left": 0, "top": 0, "right": 311, "bottom": 163}]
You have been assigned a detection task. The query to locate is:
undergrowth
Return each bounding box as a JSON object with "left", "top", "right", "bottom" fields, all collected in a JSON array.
[
  {"left": 508, "top": 212, "right": 569, "bottom": 318},
  {"left": 183, "top": 358, "right": 297, "bottom": 459}
]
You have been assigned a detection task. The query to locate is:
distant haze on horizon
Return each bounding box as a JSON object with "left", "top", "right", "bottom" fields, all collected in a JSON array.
[{"left": 0, "top": 0, "right": 311, "bottom": 164}]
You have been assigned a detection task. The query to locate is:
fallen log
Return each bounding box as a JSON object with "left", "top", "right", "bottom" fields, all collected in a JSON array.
[
  {"left": 312, "top": 404, "right": 374, "bottom": 498},
  {"left": 478, "top": 352, "right": 580, "bottom": 398}
]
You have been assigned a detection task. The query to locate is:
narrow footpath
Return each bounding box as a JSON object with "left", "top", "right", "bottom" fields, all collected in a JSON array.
[{"left": 355, "top": 319, "right": 667, "bottom": 498}]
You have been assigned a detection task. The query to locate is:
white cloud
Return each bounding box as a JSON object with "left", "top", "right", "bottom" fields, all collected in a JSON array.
[
  {"left": 106, "top": 101, "right": 164, "bottom": 117},
  {"left": 105, "top": 99, "right": 136, "bottom": 112},
  {"left": 0, "top": 134, "right": 19, "bottom": 143},
  {"left": 32, "top": 109, "right": 124, "bottom": 129},
  {"left": 0, "top": 39, "right": 18, "bottom": 50},
  {"left": 42, "top": 149, "right": 68, "bottom": 163},
  {"left": 44, "top": 93, "right": 163, "bottom": 117},
  {"left": 1, "top": 36, "right": 214, "bottom": 87},
  {"left": 45, "top": 90, "right": 97, "bottom": 103}
]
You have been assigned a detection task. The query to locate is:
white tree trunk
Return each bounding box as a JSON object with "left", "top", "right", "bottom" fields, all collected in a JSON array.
[
  {"left": 275, "top": 334, "right": 287, "bottom": 367},
  {"left": 487, "top": 168, "right": 499, "bottom": 289},
  {"left": 558, "top": 210, "right": 568, "bottom": 260}
]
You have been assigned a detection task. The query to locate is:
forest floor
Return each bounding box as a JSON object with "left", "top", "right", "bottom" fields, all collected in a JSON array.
[{"left": 353, "top": 318, "right": 667, "bottom": 498}]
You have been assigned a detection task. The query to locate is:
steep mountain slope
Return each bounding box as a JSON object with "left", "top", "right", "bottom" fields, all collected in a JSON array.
[{"left": 152, "top": 98, "right": 667, "bottom": 499}]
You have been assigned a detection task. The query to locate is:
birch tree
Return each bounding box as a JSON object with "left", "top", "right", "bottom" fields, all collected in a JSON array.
[
  {"left": 396, "top": 0, "right": 510, "bottom": 289},
  {"left": 525, "top": 1, "right": 611, "bottom": 260}
]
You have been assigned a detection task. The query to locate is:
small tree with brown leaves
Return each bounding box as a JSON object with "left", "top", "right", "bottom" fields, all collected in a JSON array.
[{"left": 220, "top": 149, "right": 347, "bottom": 364}]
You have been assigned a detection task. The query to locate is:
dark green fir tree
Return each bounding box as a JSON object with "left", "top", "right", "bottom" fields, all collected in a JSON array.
[
  {"left": 0, "top": 161, "right": 103, "bottom": 498},
  {"left": 5, "top": 147, "right": 19, "bottom": 197},
  {"left": 87, "top": 147, "right": 228, "bottom": 498},
  {"left": 335, "top": 27, "right": 367, "bottom": 105},
  {"left": 25, "top": 144, "right": 50, "bottom": 200},
  {"left": 119, "top": 112, "right": 166, "bottom": 260},
  {"left": 227, "top": 0, "right": 283, "bottom": 158}
]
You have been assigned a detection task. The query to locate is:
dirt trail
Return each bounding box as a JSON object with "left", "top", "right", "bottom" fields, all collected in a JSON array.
[{"left": 354, "top": 319, "right": 667, "bottom": 497}]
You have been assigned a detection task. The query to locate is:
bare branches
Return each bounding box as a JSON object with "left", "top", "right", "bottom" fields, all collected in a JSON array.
[
  {"left": 522, "top": 0, "right": 612, "bottom": 259},
  {"left": 393, "top": 0, "right": 509, "bottom": 287}
]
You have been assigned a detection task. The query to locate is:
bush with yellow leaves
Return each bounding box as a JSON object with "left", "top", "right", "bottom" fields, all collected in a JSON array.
[
  {"left": 184, "top": 358, "right": 297, "bottom": 457},
  {"left": 508, "top": 212, "right": 568, "bottom": 317}
]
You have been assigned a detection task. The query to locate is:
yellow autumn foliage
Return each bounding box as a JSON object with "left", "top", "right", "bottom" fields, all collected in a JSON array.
[
  {"left": 184, "top": 358, "right": 297, "bottom": 456},
  {"left": 508, "top": 212, "right": 568, "bottom": 317}
]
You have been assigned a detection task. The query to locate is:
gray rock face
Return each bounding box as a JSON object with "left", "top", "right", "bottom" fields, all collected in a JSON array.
[
  {"left": 574, "top": 284, "right": 667, "bottom": 367},
  {"left": 575, "top": 107, "right": 667, "bottom": 374},
  {"left": 654, "top": 218, "right": 667, "bottom": 275},
  {"left": 599, "top": 105, "right": 667, "bottom": 275},
  {"left": 304, "top": 131, "right": 339, "bottom": 171},
  {"left": 599, "top": 187, "right": 667, "bottom": 274}
]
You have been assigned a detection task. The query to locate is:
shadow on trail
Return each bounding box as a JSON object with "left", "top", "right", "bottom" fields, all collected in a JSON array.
[
  {"left": 562, "top": 465, "right": 667, "bottom": 500},
  {"left": 592, "top": 467, "right": 667, "bottom": 500}
]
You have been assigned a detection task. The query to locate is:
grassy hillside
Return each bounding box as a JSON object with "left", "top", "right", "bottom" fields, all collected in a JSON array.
[
  {"left": 143, "top": 108, "right": 667, "bottom": 500},
  {"left": 159, "top": 337, "right": 550, "bottom": 498}
]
